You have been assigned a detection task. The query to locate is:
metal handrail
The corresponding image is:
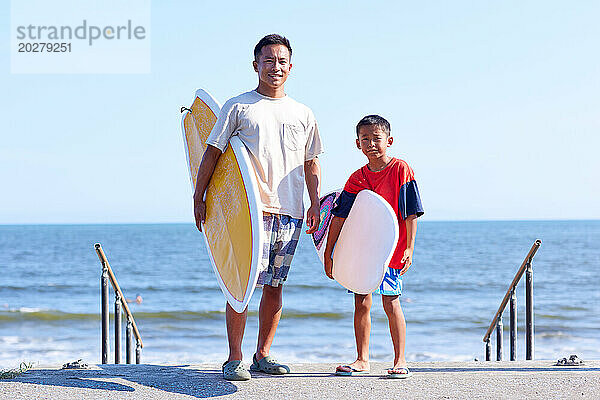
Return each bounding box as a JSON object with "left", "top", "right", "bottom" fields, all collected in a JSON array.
[
  {"left": 483, "top": 239, "right": 541, "bottom": 361},
  {"left": 95, "top": 243, "right": 143, "bottom": 364}
]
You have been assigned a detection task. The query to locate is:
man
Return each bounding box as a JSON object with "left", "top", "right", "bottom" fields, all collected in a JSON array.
[{"left": 193, "top": 34, "right": 323, "bottom": 381}]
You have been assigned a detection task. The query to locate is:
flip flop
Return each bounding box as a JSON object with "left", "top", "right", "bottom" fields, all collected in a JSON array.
[
  {"left": 335, "top": 365, "right": 370, "bottom": 376},
  {"left": 387, "top": 366, "right": 412, "bottom": 379}
]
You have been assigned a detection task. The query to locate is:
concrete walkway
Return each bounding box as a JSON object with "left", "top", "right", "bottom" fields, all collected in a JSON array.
[{"left": 2, "top": 360, "right": 598, "bottom": 399}]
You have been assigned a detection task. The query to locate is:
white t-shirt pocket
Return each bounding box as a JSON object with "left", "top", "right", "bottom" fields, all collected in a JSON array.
[{"left": 282, "top": 123, "right": 305, "bottom": 151}]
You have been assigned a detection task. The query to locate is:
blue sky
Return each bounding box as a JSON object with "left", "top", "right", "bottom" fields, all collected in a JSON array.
[{"left": 1, "top": 1, "right": 599, "bottom": 223}]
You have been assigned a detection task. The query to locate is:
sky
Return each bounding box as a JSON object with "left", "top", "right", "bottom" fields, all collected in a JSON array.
[{"left": 1, "top": 0, "right": 599, "bottom": 224}]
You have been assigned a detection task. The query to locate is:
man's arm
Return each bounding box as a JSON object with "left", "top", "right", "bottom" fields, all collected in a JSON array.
[
  {"left": 399, "top": 214, "right": 417, "bottom": 275},
  {"left": 193, "top": 145, "right": 222, "bottom": 232},
  {"left": 304, "top": 157, "right": 321, "bottom": 234},
  {"left": 323, "top": 216, "right": 344, "bottom": 279}
]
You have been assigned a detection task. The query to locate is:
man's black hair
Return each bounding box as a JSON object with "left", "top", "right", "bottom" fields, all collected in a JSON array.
[
  {"left": 356, "top": 115, "right": 391, "bottom": 137},
  {"left": 254, "top": 34, "right": 292, "bottom": 60}
]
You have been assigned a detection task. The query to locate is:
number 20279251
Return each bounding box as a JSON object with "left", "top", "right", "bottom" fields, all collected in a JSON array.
[{"left": 18, "top": 43, "right": 71, "bottom": 52}]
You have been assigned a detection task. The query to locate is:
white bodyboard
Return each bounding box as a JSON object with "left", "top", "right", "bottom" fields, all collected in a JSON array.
[{"left": 332, "top": 190, "right": 399, "bottom": 294}]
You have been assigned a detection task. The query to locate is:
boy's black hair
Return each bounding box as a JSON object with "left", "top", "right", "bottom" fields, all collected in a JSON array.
[
  {"left": 356, "top": 115, "right": 391, "bottom": 137},
  {"left": 254, "top": 34, "right": 292, "bottom": 60}
]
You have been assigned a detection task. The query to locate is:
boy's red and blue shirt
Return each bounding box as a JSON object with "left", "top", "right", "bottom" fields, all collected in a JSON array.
[{"left": 332, "top": 158, "right": 424, "bottom": 269}]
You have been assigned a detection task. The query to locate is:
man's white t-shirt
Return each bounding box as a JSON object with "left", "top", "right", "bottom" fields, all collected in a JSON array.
[{"left": 206, "top": 90, "right": 323, "bottom": 219}]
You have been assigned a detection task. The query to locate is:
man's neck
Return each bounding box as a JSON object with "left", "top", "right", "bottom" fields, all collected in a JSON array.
[{"left": 256, "top": 84, "right": 286, "bottom": 98}]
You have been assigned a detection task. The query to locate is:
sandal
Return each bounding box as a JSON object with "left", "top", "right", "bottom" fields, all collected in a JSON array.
[
  {"left": 335, "top": 365, "right": 370, "bottom": 376},
  {"left": 250, "top": 354, "right": 290, "bottom": 375},
  {"left": 222, "top": 360, "right": 251, "bottom": 381},
  {"left": 387, "top": 366, "right": 412, "bottom": 379}
]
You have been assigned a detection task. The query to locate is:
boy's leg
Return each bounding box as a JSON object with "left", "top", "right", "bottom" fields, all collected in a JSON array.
[
  {"left": 256, "top": 284, "right": 283, "bottom": 359},
  {"left": 226, "top": 303, "right": 247, "bottom": 362},
  {"left": 337, "top": 293, "right": 372, "bottom": 372},
  {"left": 355, "top": 293, "right": 372, "bottom": 364},
  {"left": 382, "top": 295, "right": 407, "bottom": 368}
]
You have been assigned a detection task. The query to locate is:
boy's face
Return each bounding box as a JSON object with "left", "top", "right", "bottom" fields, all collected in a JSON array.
[
  {"left": 253, "top": 44, "right": 292, "bottom": 91},
  {"left": 356, "top": 125, "right": 393, "bottom": 161}
]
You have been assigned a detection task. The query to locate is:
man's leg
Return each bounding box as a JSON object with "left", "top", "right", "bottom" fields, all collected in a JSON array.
[
  {"left": 250, "top": 215, "right": 300, "bottom": 374},
  {"left": 256, "top": 284, "right": 283, "bottom": 359},
  {"left": 226, "top": 302, "right": 247, "bottom": 362}
]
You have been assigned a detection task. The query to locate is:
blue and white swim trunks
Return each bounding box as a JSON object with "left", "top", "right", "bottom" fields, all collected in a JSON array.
[
  {"left": 348, "top": 266, "right": 403, "bottom": 296},
  {"left": 257, "top": 213, "right": 303, "bottom": 287},
  {"left": 374, "top": 266, "right": 403, "bottom": 296}
]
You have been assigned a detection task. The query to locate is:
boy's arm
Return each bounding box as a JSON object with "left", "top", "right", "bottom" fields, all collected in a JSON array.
[
  {"left": 323, "top": 216, "right": 345, "bottom": 279},
  {"left": 193, "top": 145, "right": 222, "bottom": 232},
  {"left": 304, "top": 157, "right": 321, "bottom": 234},
  {"left": 399, "top": 214, "right": 417, "bottom": 275}
]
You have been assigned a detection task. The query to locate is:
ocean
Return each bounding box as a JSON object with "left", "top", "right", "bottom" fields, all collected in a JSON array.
[{"left": 1, "top": 221, "right": 598, "bottom": 368}]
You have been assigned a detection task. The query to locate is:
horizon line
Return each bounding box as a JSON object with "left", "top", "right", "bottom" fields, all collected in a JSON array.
[{"left": 1, "top": 218, "right": 599, "bottom": 226}]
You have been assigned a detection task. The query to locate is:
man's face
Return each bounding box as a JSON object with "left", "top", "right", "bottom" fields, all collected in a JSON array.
[{"left": 253, "top": 44, "right": 292, "bottom": 90}]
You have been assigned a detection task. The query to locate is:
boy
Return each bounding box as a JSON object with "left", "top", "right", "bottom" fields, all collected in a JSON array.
[
  {"left": 323, "top": 115, "right": 423, "bottom": 378},
  {"left": 194, "top": 34, "right": 323, "bottom": 381}
]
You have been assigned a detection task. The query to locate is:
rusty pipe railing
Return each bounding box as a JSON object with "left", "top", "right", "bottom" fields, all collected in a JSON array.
[
  {"left": 95, "top": 243, "right": 143, "bottom": 364},
  {"left": 483, "top": 239, "right": 541, "bottom": 361}
]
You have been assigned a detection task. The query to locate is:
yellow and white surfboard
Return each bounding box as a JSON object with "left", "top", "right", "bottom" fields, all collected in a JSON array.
[{"left": 181, "top": 89, "right": 263, "bottom": 313}]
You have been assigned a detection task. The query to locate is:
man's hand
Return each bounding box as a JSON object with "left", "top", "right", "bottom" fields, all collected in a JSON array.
[
  {"left": 194, "top": 197, "right": 206, "bottom": 232},
  {"left": 399, "top": 248, "right": 413, "bottom": 275},
  {"left": 303, "top": 157, "right": 321, "bottom": 234},
  {"left": 324, "top": 254, "right": 334, "bottom": 279},
  {"left": 305, "top": 203, "right": 320, "bottom": 234},
  {"left": 192, "top": 145, "right": 222, "bottom": 233}
]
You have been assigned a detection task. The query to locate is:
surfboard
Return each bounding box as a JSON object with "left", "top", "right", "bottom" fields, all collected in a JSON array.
[
  {"left": 181, "top": 89, "right": 263, "bottom": 313},
  {"left": 312, "top": 189, "right": 399, "bottom": 294}
]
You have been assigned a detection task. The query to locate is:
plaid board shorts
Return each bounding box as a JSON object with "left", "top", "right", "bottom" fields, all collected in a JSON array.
[{"left": 257, "top": 213, "right": 303, "bottom": 287}]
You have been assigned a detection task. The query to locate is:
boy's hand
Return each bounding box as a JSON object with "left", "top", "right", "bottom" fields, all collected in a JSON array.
[
  {"left": 399, "top": 248, "right": 413, "bottom": 275},
  {"left": 305, "top": 203, "right": 321, "bottom": 234},
  {"left": 324, "top": 255, "right": 334, "bottom": 280}
]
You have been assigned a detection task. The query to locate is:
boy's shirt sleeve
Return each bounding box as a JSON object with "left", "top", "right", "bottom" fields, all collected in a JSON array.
[
  {"left": 205, "top": 99, "right": 239, "bottom": 153},
  {"left": 399, "top": 163, "right": 424, "bottom": 219},
  {"left": 331, "top": 170, "right": 365, "bottom": 218}
]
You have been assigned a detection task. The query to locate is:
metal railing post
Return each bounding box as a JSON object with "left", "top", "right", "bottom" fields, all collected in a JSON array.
[
  {"left": 526, "top": 260, "right": 534, "bottom": 360},
  {"left": 115, "top": 292, "right": 122, "bottom": 364},
  {"left": 126, "top": 318, "right": 133, "bottom": 364},
  {"left": 496, "top": 315, "right": 503, "bottom": 361},
  {"left": 101, "top": 266, "right": 109, "bottom": 364},
  {"left": 96, "top": 243, "right": 144, "bottom": 366},
  {"left": 482, "top": 240, "right": 541, "bottom": 362},
  {"left": 510, "top": 288, "right": 517, "bottom": 361},
  {"left": 485, "top": 338, "right": 491, "bottom": 361},
  {"left": 136, "top": 341, "right": 142, "bottom": 364}
]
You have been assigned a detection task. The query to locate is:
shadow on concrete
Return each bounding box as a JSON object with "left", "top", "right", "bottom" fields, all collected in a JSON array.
[
  {"left": 412, "top": 366, "right": 600, "bottom": 373},
  {"left": 250, "top": 372, "right": 335, "bottom": 380},
  {"left": 12, "top": 364, "right": 238, "bottom": 398}
]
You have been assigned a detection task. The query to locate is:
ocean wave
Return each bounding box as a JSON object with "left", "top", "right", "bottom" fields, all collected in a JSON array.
[
  {"left": 0, "top": 309, "right": 228, "bottom": 322},
  {"left": 282, "top": 311, "right": 347, "bottom": 320},
  {"left": 537, "top": 313, "right": 574, "bottom": 321},
  {"left": 0, "top": 308, "right": 353, "bottom": 322},
  {"left": 538, "top": 331, "right": 573, "bottom": 338},
  {"left": 0, "top": 309, "right": 99, "bottom": 322}
]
